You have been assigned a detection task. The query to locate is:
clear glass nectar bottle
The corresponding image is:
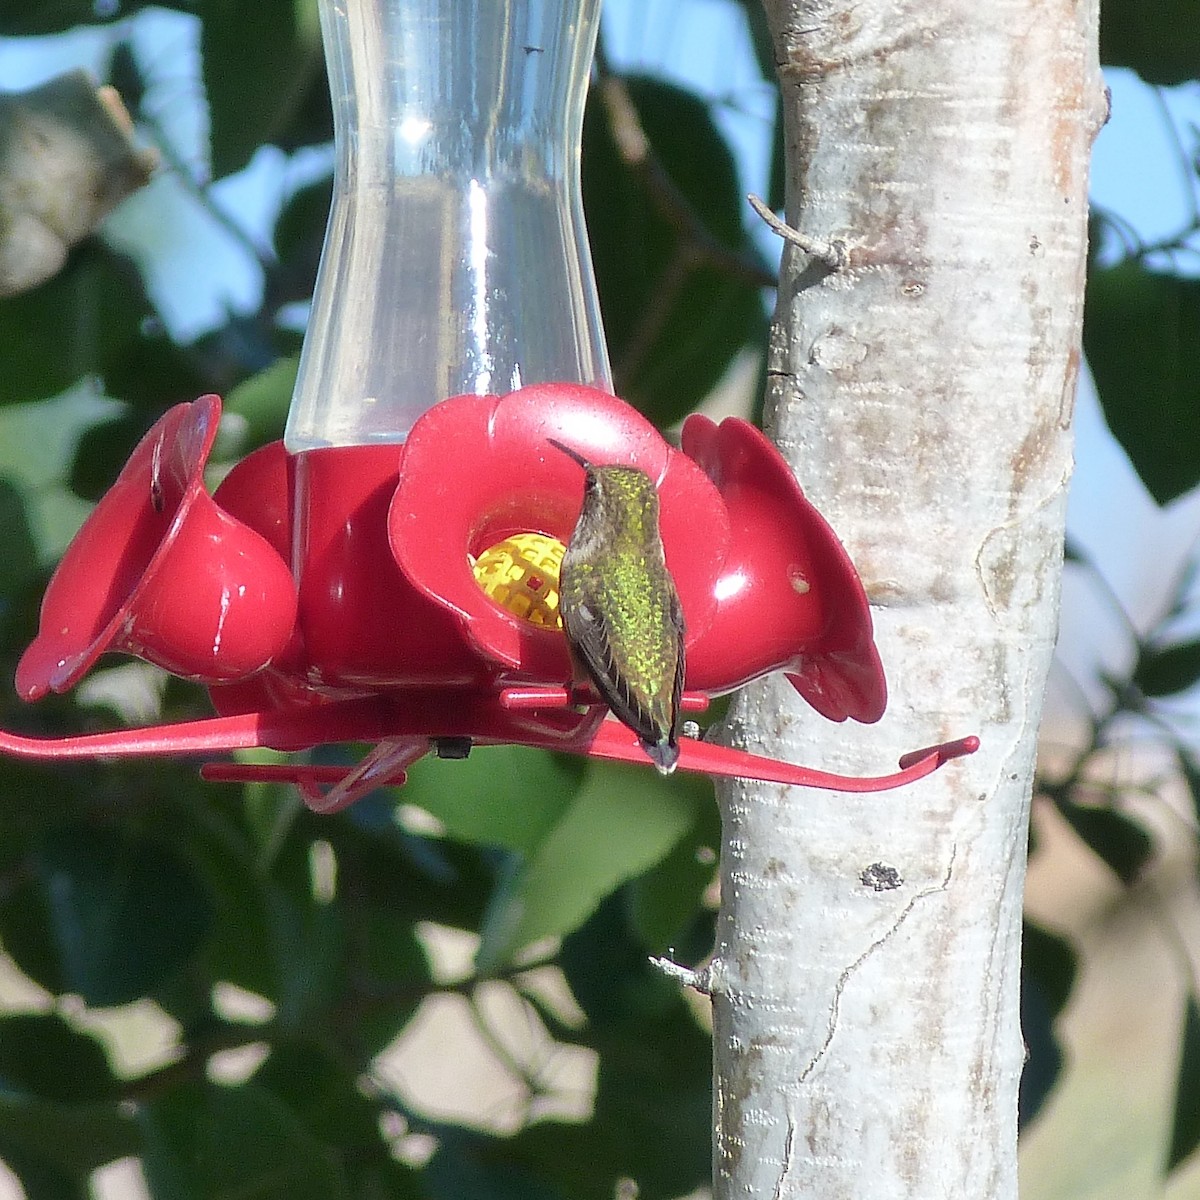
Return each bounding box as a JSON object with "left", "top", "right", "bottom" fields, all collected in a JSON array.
[{"left": 284, "top": 0, "right": 611, "bottom": 451}]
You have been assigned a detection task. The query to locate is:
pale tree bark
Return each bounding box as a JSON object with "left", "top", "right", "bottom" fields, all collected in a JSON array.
[{"left": 706, "top": 2, "right": 1107, "bottom": 1197}]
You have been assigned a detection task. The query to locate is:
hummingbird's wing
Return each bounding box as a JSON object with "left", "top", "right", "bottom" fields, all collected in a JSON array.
[
  {"left": 565, "top": 599, "right": 673, "bottom": 749},
  {"left": 669, "top": 589, "right": 686, "bottom": 731}
]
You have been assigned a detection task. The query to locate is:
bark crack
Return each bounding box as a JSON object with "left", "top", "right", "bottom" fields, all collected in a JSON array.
[
  {"left": 771, "top": 1113, "right": 798, "bottom": 1200},
  {"left": 974, "top": 486, "right": 1069, "bottom": 621},
  {"left": 797, "top": 843, "right": 959, "bottom": 1084}
]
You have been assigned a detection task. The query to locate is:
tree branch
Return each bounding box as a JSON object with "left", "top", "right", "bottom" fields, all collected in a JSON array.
[{"left": 593, "top": 52, "right": 777, "bottom": 292}]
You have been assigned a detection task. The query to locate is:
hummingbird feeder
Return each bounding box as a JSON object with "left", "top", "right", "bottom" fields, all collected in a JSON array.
[{"left": 2, "top": 0, "right": 977, "bottom": 812}]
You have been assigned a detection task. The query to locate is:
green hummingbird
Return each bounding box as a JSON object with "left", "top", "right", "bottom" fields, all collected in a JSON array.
[{"left": 547, "top": 438, "right": 686, "bottom": 775}]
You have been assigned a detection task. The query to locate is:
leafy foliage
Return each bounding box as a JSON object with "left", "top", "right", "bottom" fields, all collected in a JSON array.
[
  {"left": 200, "top": 0, "right": 325, "bottom": 180},
  {"left": 1136, "top": 638, "right": 1200, "bottom": 698},
  {"left": 0, "top": 0, "right": 1195, "bottom": 1195},
  {"left": 1084, "top": 262, "right": 1200, "bottom": 505},
  {"left": 1052, "top": 797, "right": 1154, "bottom": 885},
  {"left": 0, "top": 824, "right": 214, "bottom": 1006},
  {"left": 583, "top": 75, "right": 769, "bottom": 424},
  {"left": 1099, "top": 0, "right": 1200, "bottom": 86},
  {"left": 1018, "top": 923, "right": 1077, "bottom": 1128},
  {"left": 0, "top": 7, "right": 750, "bottom": 1196},
  {"left": 1021, "top": 17, "right": 1200, "bottom": 1187}
]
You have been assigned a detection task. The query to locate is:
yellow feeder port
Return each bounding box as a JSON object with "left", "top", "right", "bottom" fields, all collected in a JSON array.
[{"left": 472, "top": 532, "right": 566, "bottom": 628}]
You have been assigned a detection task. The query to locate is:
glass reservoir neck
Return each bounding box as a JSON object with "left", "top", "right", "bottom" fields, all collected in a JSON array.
[{"left": 285, "top": 0, "right": 610, "bottom": 452}]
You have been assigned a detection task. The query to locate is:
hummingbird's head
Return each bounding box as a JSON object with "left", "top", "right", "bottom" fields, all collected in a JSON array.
[{"left": 547, "top": 438, "right": 661, "bottom": 544}]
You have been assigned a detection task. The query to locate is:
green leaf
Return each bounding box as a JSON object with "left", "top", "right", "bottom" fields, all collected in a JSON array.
[
  {"left": 731, "top": 0, "right": 778, "bottom": 82},
  {"left": 0, "top": 1016, "right": 135, "bottom": 1176},
  {"left": 68, "top": 412, "right": 150, "bottom": 503},
  {"left": 1021, "top": 922, "right": 1077, "bottom": 1020},
  {"left": 429, "top": 902, "right": 710, "bottom": 1200},
  {"left": 0, "top": 1013, "right": 117, "bottom": 1103},
  {"left": 100, "top": 326, "right": 213, "bottom": 414},
  {"left": 271, "top": 67, "right": 335, "bottom": 155},
  {"left": 263, "top": 880, "right": 345, "bottom": 1032},
  {"left": 1100, "top": 0, "right": 1200, "bottom": 85},
  {"left": 202, "top": 0, "right": 324, "bottom": 179},
  {"left": 0, "top": 389, "right": 122, "bottom": 564},
  {"left": 138, "top": 1080, "right": 352, "bottom": 1200},
  {"left": 183, "top": 800, "right": 288, "bottom": 1004},
  {"left": 1169, "top": 995, "right": 1200, "bottom": 1171},
  {"left": 426, "top": 1133, "right": 567, "bottom": 1200},
  {"left": 1019, "top": 922, "right": 1076, "bottom": 1128},
  {"left": 162, "top": 784, "right": 346, "bottom": 1024},
  {"left": 0, "top": 765, "right": 91, "bottom": 839},
  {"left": 273, "top": 176, "right": 333, "bottom": 299},
  {"left": 0, "top": 1100, "right": 136, "bottom": 1182},
  {"left": 1083, "top": 262, "right": 1200, "bottom": 505},
  {"left": 475, "top": 761, "right": 703, "bottom": 972},
  {"left": 0, "top": 390, "right": 123, "bottom": 492},
  {"left": 247, "top": 815, "right": 346, "bottom": 1030},
  {"left": 252, "top": 1020, "right": 421, "bottom": 1194},
  {"left": 0, "top": 1151, "right": 89, "bottom": 1200},
  {"left": 323, "top": 797, "right": 496, "bottom": 932},
  {"left": 1135, "top": 639, "right": 1200, "bottom": 697},
  {"left": 0, "top": 478, "right": 39, "bottom": 597},
  {"left": 346, "top": 905, "right": 432, "bottom": 1056},
  {"left": 223, "top": 355, "right": 299, "bottom": 453},
  {"left": 1055, "top": 799, "right": 1153, "bottom": 885},
  {"left": 626, "top": 779, "right": 719, "bottom": 956},
  {"left": 1178, "top": 749, "right": 1200, "bottom": 828},
  {"left": 0, "top": 243, "right": 151, "bottom": 408},
  {"left": 498, "top": 895, "right": 712, "bottom": 1199},
  {"left": 252, "top": 1040, "right": 394, "bottom": 1159},
  {"left": 0, "top": 824, "right": 214, "bottom": 1005},
  {"left": 583, "top": 76, "right": 767, "bottom": 426},
  {"left": 401, "top": 746, "right": 584, "bottom": 856}
]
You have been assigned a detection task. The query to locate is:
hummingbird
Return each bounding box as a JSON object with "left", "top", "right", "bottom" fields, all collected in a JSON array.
[{"left": 547, "top": 438, "right": 685, "bottom": 775}]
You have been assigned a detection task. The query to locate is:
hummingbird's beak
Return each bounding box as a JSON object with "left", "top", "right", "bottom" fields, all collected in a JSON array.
[{"left": 546, "top": 437, "right": 592, "bottom": 472}]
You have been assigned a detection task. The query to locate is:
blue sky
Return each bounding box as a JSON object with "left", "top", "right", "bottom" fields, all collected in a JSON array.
[{"left": 1059, "top": 70, "right": 1200, "bottom": 725}]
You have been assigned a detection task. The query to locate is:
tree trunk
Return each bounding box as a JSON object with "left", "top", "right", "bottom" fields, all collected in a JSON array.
[{"left": 708, "top": 2, "right": 1106, "bottom": 1196}]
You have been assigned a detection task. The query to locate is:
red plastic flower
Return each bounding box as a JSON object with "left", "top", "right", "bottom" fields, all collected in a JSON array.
[
  {"left": 680, "top": 413, "right": 886, "bottom": 722},
  {"left": 389, "top": 382, "right": 731, "bottom": 684},
  {"left": 390, "top": 383, "right": 885, "bottom": 719},
  {"left": 16, "top": 395, "right": 298, "bottom": 701},
  {"left": 14, "top": 384, "right": 886, "bottom": 728},
  {"left": 3, "top": 385, "right": 971, "bottom": 805}
]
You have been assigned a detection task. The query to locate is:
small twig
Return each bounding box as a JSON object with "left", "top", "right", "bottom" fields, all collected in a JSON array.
[
  {"left": 465, "top": 985, "right": 548, "bottom": 1125},
  {"left": 1150, "top": 85, "right": 1200, "bottom": 232},
  {"left": 1092, "top": 201, "right": 1200, "bottom": 268},
  {"left": 747, "top": 193, "right": 847, "bottom": 270},
  {"left": 1064, "top": 537, "right": 1140, "bottom": 644},
  {"left": 611, "top": 244, "right": 691, "bottom": 386},
  {"left": 650, "top": 955, "right": 713, "bottom": 994},
  {"left": 139, "top": 107, "right": 277, "bottom": 273}
]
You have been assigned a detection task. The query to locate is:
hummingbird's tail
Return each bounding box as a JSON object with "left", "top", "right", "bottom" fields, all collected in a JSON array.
[{"left": 644, "top": 736, "right": 679, "bottom": 776}]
